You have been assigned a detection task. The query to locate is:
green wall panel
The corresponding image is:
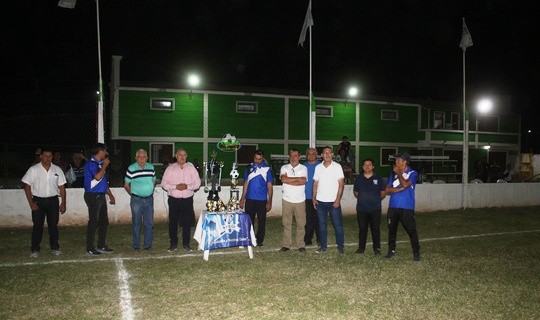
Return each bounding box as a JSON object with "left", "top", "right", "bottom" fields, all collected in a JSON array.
[
  {"left": 207, "top": 95, "right": 285, "bottom": 139},
  {"left": 119, "top": 91, "right": 204, "bottom": 137},
  {"left": 359, "top": 103, "right": 418, "bottom": 143},
  {"left": 288, "top": 99, "right": 310, "bottom": 140},
  {"left": 315, "top": 100, "right": 356, "bottom": 141}
]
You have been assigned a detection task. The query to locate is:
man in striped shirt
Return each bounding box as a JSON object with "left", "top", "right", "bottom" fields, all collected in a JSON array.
[{"left": 124, "top": 149, "right": 156, "bottom": 251}]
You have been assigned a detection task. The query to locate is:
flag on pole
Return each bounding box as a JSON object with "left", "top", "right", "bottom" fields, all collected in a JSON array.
[
  {"left": 58, "top": 0, "right": 77, "bottom": 9},
  {"left": 298, "top": 0, "right": 314, "bottom": 47},
  {"left": 460, "top": 18, "right": 473, "bottom": 51}
]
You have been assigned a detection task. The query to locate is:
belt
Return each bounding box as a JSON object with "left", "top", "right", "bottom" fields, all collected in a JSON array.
[
  {"left": 32, "top": 195, "right": 58, "bottom": 200},
  {"left": 132, "top": 194, "right": 153, "bottom": 199}
]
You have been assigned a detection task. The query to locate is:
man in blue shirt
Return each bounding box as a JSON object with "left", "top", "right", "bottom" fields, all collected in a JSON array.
[
  {"left": 385, "top": 152, "right": 421, "bottom": 261},
  {"left": 239, "top": 149, "right": 273, "bottom": 246},
  {"left": 353, "top": 158, "right": 386, "bottom": 255},
  {"left": 84, "top": 143, "right": 116, "bottom": 255},
  {"left": 303, "top": 147, "right": 320, "bottom": 246}
]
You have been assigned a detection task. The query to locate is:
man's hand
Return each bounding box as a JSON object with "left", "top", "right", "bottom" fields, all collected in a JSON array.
[
  {"left": 176, "top": 183, "right": 188, "bottom": 191},
  {"left": 30, "top": 202, "right": 39, "bottom": 212},
  {"left": 60, "top": 202, "right": 66, "bottom": 214}
]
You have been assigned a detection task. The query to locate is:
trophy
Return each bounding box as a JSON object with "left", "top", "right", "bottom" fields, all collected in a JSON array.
[
  {"left": 203, "top": 150, "right": 225, "bottom": 212},
  {"left": 227, "top": 162, "right": 240, "bottom": 212}
]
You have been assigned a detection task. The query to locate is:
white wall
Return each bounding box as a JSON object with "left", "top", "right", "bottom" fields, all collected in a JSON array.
[{"left": 1, "top": 183, "right": 540, "bottom": 228}]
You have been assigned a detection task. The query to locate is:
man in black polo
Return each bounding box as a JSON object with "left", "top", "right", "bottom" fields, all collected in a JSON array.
[{"left": 353, "top": 158, "right": 386, "bottom": 255}]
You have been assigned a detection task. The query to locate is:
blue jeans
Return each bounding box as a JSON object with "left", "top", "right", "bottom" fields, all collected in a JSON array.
[
  {"left": 316, "top": 201, "right": 345, "bottom": 250},
  {"left": 130, "top": 195, "right": 154, "bottom": 249}
]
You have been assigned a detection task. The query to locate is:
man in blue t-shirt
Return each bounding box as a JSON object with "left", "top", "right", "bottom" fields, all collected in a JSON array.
[
  {"left": 353, "top": 158, "right": 386, "bottom": 255},
  {"left": 303, "top": 147, "right": 321, "bottom": 246},
  {"left": 385, "top": 152, "right": 421, "bottom": 261},
  {"left": 84, "top": 143, "right": 116, "bottom": 255},
  {"left": 239, "top": 149, "right": 273, "bottom": 246}
]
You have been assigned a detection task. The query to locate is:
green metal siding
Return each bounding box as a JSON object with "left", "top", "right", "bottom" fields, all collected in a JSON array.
[
  {"left": 289, "top": 99, "right": 310, "bottom": 140},
  {"left": 118, "top": 91, "right": 203, "bottom": 137},
  {"left": 315, "top": 100, "right": 356, "bottom": 141},
  {"left": 207, "top": 95, "right": 285, "bottom": 139},
  {"left": 360, "top": 103, "right": 418, "bottom": 143}
]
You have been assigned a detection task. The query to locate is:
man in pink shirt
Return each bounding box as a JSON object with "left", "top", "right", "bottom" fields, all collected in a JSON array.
[{"left": 161, "top": 148, "right": 201, "bottom": 252}]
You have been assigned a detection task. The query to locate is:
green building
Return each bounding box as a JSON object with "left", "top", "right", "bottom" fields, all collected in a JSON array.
[{"left": 110, "top": 56, "right": 520, "bottom": 184}]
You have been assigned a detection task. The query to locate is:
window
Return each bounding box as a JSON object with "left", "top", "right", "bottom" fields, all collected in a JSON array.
[
  {"left": 316, "top": 105, "right": 333, "bottom": 117},
  {"left": 150, "top": 98, "right": 175, "bottom": 111},
  {"left": 150, "top": 143, "right": 174, "bottom": 164},
  {"left": 236, "top": 101, "right": 258, "bottom": 113},
  {"left": 380, "top": 147, "right": 397, "bottom": 166},
  {"left": 381, "top": 110, "right": 398, "bottom": 121},
  {"left": 433, "top": 111, "right": 445, "bottom": 129},
  {"left": 237, "top": 145, "right": 257, "bottom": 165}
]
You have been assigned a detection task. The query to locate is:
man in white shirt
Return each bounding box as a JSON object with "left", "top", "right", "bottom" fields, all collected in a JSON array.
[
  {"left": 279, "top": 148, "right": 308, "bottom": 252},
  {"left": 22, "top": 147, "right": 67, "bottom": 258},
  {"left": 312, "top": 146, "right": 345, "bottom": 254}
]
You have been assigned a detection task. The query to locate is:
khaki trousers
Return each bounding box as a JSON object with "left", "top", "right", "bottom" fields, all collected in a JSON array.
[{"left": 282, "top": 200, "right": 306, "bottom": 248}]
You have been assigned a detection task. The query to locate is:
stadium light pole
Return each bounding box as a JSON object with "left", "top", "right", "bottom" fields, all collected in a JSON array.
[
  {"left": 187, "top": 74, "right": 200, "bottom": 100},
  {"left": 344, "top": 86, "right": 359, "bottom": 107},
  {"left": 96, "top": 0, "right": 105, "bottom": 143}
]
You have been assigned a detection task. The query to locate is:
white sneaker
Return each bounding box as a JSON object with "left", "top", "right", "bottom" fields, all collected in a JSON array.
[
  {"left": 51, "top": 250, "right": 63, "bottom": 256},
  {"left": 30, "top": 251, "right": 38, "bottom": 258}
]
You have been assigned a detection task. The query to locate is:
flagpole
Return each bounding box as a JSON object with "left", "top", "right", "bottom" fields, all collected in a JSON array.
[
  {"left": 462, "top": 47, "right": 468, "bottom": 209},
  {"left": 309, "top": 22, "right": 315, "bottom": 148},
  {"left": 96, "top": 0, "right": 104, "bottom": 143},
  {"left": 460, "top": 17, "right": 472, "bottom": 209}
]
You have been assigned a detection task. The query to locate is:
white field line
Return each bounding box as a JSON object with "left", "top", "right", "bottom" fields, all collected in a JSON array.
[
  {"left": 1, "top": 229, "right": 540, "bottom": 268},
  {"left": 115, "top": 258, "right": 134, "bottom": 320}
]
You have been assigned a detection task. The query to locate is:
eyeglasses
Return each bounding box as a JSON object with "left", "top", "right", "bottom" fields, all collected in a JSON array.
[{"left": 291, "top": 167, "right": 296, "bottom": 176}]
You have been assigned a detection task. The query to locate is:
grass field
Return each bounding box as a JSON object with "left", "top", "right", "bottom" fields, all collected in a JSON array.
[{"left": 1, "top": 207, "right": 539, "bottom": 320}]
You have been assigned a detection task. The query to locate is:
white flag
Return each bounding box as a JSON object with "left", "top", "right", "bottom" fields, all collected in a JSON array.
[
  {"left": 58, "top": 0, "right": 77, "bottom": 9},
  {"left": 298, "top": 0, "right": 314, "bottom": 47},
  {"left": 460, "top": 18, "right": 473, "bottom": 51}
]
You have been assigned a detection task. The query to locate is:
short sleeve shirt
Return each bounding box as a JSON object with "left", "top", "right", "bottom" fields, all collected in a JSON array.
[
  {"left": 353, "top": 173, "right": 385, "bottom": 211},
  {"left": 21, "top": 163, "right": 66, "bottom": 197},
  {"left": 313, "top": 161, "right": 345, "bottom": 202},
  {"left": 280, "top": 163, "right": 308, "bottom": 203},
  {"left": 387, "top": 167, "right": 418, "bottom": 210}
]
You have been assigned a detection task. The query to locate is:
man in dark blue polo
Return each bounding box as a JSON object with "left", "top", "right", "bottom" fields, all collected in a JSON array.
[
  {"left": 84, "top": 143, "right": 116, "bottom": 255},
  {"left": 353, "top": 158, "right": 386, "bottom": 255},
  {"left": 124, "top": 149, "right": 156, "bottom": 251}
]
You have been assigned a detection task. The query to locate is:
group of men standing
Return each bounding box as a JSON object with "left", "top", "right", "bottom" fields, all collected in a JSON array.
[
  {"left": 22, "top": 143, "right": 420, "bottom": 261},
  {"left": 23, "top": 143, "right": 117, "bottom": 257},
  {"left": 241, "top": 146, "right": 421, "bottom": 261}
]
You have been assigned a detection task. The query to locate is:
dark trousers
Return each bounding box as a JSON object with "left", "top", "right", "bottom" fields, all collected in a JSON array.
[
  {"left": 245, "top": 199, "right": 267, "bottom": 245},
  {"left": 168, "top": 196, "right": 195, "bottom": 248},
  {"left": 304, "top": 199, "right": 320, "bottom": 245},
  {"left": 31, "top": 196, "right": 60, "bottom": 252},
  {"left": 387, "top": 208, "right": 420, "bottom": 254},
  {"left": 356, "top": 209, "right": 381, "bottom": 252},
  {"left": 84, "top": 192, "right": 109, "bottom": 250}
]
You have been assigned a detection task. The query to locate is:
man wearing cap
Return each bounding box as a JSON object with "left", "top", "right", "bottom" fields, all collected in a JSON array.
[{"left": 384, "top": 152, "right": 421, "bottom": 261}]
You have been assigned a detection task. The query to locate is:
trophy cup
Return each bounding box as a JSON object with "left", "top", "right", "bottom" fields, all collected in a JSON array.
[
  {"left": 203, "top": 150, "right": 225, "bottom": 212},
  {"left": 227, "top": 162, "right": 240, "bottom": 212}
]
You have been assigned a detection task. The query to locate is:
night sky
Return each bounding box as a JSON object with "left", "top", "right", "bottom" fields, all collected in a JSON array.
[{"left": 2, "top": 0, "right": 539, "bottom": 150}]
